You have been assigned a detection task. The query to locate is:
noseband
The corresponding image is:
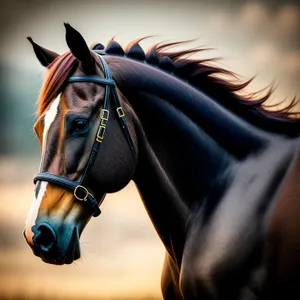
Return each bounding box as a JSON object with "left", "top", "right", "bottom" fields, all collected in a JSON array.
[{"left": 33, "top": 54, "right": 136, "bottom": 217}]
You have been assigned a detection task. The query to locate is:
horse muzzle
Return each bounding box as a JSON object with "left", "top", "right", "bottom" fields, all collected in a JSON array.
[{"left": 26, "top": 219, "right": 81, "bottom": 265}]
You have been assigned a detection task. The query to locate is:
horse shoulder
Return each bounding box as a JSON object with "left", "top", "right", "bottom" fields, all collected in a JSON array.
[
  {"left": 266, "top": 146, "right": 300, "bottom": 298},
  {"left": 179, "top": 141, "right": 297, "bottom": 299}
]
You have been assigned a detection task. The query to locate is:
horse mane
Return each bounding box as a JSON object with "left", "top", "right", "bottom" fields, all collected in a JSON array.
[
  {"left": 97, "top": 38, "right": 300, "bottom": 136},
  {"left": 38, "top": 38, "right": 300, "bottom": 136},
  {"left": 102, "top": 38, "right": 300, "bottom": 119}
]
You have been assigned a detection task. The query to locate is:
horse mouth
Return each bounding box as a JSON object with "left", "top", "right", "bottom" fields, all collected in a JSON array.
[
  {"left": 37, "top": 226, "right": 81, "bottom": 265},
  {"left": 63, "top": 231, "right": 81, "bottom": 265},
  {"left": 42, "top": 247, "right": 80, "bottom": 265}
]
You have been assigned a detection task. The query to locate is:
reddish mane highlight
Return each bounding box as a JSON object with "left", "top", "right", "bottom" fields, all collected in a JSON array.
[{"left": 37, "top": 52, "right": 77, "bottom": 116}]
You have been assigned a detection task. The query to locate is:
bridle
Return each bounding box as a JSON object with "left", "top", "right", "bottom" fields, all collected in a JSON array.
[{"left": 33, "top": 53, "right": 136, "bottom": 217}]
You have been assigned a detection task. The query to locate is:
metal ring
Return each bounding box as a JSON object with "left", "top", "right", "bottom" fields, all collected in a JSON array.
[{"left": 74, "top": 185, "right": 89, "bottom": 201}]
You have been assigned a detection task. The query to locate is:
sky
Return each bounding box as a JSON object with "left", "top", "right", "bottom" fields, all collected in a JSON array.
[
  {"left": 0, "top": 0, "right": 299, "bottom": 299},
  {"left": 1, "top": 0, "right": 299, "bottom": 102}
]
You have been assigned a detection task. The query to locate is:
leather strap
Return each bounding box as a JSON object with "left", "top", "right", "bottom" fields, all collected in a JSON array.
[
  {"left": 34, "top": 173, "right": 101, "bottom": 217},
  {"left": 67, "top": 75, "right": 116, "bottom": 87},
  {"left": 33, "top": 54, "right": 136, "bottom": 217}
]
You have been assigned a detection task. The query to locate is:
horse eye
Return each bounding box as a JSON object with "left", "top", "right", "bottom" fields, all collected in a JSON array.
[{"left": 71, "top": 119, "right": 89, "bottom": 134}]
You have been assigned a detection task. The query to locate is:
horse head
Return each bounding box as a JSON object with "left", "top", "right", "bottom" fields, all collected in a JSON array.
[{"left": 24, "top": 24, "right": 137, "bottom": 265}]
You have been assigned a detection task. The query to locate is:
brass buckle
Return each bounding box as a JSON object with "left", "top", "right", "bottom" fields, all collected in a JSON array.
[
  {"left": 96, "top": 125, "right": 106, "bottom": 142},
  {"left": 116, "top": 107, "right": 125, "bottom": 118},
  {"left": 74, "top": 185, "right": 90, "bottom": 201},
  {"left": 100, "top": 109, "right": 109, "bottom": 121},
  {"left": 97, "top": 109, "right": 109, "bottom": 141}
]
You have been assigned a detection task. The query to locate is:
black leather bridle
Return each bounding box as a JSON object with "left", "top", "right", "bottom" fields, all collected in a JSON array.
[{"left": 33, "top": 54, "right": 136, "bottom": 217}]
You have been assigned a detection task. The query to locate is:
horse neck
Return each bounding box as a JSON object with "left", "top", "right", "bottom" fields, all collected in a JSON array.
[{"left": 108, "top": 56, "right": 271, "bottom": 261}]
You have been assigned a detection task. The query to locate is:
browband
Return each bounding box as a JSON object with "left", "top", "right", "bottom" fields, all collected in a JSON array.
[{"left": 67, "top": 75, "right": 116, "bottom": 87}]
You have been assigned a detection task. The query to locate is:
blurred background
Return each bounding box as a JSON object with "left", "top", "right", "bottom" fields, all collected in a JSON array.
[{"left": 0, "top": 0, "right": 299, "bottom": 299}]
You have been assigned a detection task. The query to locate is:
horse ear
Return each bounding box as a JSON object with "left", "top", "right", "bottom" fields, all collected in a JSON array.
[
  {"left": 64, "top": 23, "right": 95, "bottom": 73},
  {"left": 27, "top": 37, "right": 59, "bottom": 67}
]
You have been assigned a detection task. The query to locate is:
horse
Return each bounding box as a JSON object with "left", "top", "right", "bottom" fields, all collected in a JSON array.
[{"left": 23, "top": 23, "right": 300, "bottom": 300}]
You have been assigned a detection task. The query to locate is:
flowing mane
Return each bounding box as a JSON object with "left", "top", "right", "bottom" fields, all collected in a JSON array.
[{"left": 37, "top": 38, "right": 300, "bottom": 136}]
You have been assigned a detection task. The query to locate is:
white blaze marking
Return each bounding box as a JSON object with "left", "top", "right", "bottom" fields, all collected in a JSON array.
[
  {"left": 25, "top": 182, "right": 47, "bottom": 226},
  {"left": 40, "top": 95, "right": 61, "bottom": 168},
  {"left": 25, "top": 96, "right": 61, "bottom": 227}
]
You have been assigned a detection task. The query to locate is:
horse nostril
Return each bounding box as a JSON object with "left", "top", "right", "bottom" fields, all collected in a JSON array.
[{"left": 33, "top": 223, "right": 57, "bottom": 253}]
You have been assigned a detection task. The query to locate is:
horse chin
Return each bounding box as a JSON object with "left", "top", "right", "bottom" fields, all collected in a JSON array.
[{"left": 41, "top": 250, "right": 80, "bottom": 265}]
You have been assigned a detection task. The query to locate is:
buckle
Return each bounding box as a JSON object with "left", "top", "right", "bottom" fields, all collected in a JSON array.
[
  {"left": 100, "top": 109, "right": 109, "bottom": 121},
  {"left": 116, "top": 107, "right": 125, "bottom": 118},
  {"left": 96, "top": 125, "right": 106, "bottom": 142},
  {"left": 74, "top": 185, "right": 90, "bottom": 201}
]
